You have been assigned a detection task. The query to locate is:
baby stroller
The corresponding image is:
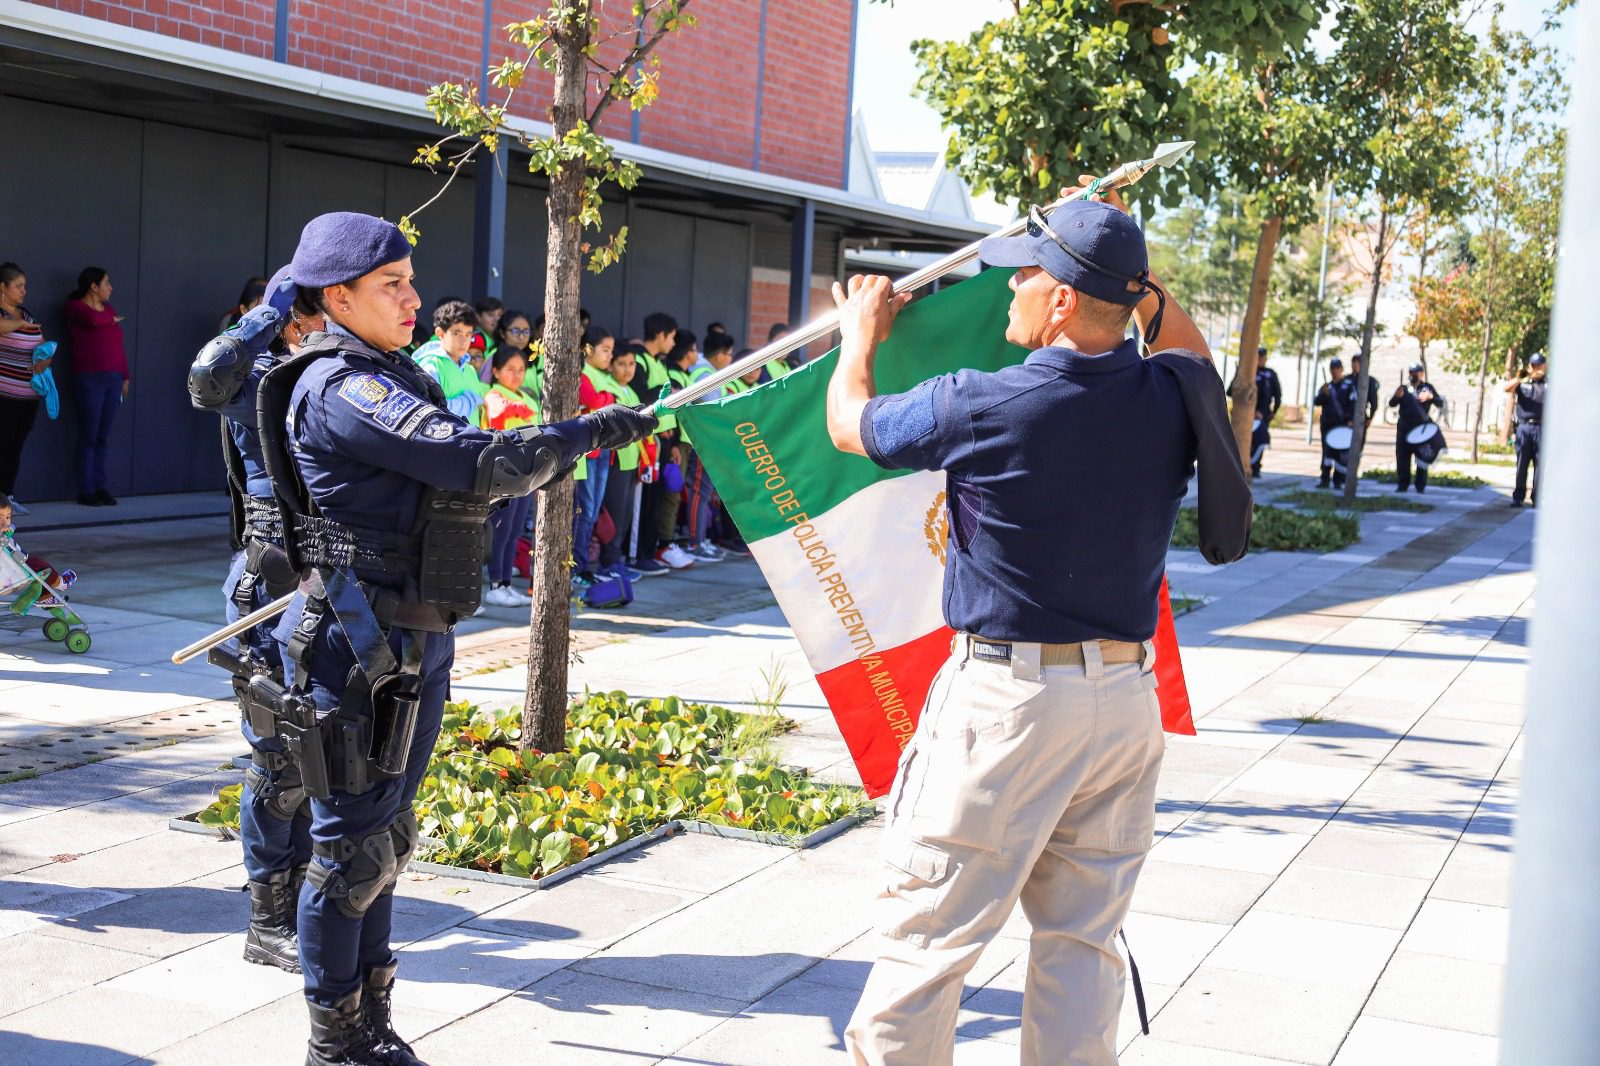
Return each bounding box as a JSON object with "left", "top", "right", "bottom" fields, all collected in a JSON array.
[{"left": 0, "top": 537, "right": 91, "bottom": 654}]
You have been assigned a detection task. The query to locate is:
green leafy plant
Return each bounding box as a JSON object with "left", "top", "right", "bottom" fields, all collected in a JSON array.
[
  {"left": 1275, "top": 488, "right": 1432, "bottom": 513},
  {"left": 1173, "top": 504, "right": 1360, "bottom": 554},
  {"left": 1362, "top": 467, "right": 1487, "bottom": 489},
  {"left": 196, "top": 694, "right": 869, "bottom": 881}
]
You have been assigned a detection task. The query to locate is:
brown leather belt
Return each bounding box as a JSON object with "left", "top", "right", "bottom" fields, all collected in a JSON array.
[{"left": 956, "top": 633, "right": 1146, "bottom": 667}]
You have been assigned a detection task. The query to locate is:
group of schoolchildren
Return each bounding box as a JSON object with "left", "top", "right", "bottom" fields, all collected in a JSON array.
[{"left": 403, "top": 297, "right": 796, "bottom": 610}]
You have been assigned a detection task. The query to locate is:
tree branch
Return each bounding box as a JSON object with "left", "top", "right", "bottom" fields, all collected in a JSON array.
[{"left": 585, "top": 0, "right": 693, "bottom": 129}]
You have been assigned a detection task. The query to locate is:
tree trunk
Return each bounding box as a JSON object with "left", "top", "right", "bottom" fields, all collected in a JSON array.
[
  {"left": 1229, "top": 215, "right": 1283, "bottom": 474},
  {"left": 1498, "top": 344, "right": 1519, "bottom": 442},
  {"left": 522, "top": 22, "right": 590, "bottom": 755},
  {"left": 1470, "top": 213, "right": 1501, "bottom": 465},
  {"left": 1344, "top": 206, "right": 1390, "bottom": 503}
]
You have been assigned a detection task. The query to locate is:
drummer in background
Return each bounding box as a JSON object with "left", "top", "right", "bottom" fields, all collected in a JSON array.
[
  {"left": 1389, "top": 362, "right": 1446, "bottom": 493},
  {"left": 1312, "top": 357, "right": 1350, "bottom": 489},
  {"left": 1350, "top": 352, "right": 1380, "bottom": 426},
  {"left": 1249, "top": 345, "right": 1281, "bottom": 479},
  {"left": 1503, "top": 352, "right": 1547, "bottom": 508}
]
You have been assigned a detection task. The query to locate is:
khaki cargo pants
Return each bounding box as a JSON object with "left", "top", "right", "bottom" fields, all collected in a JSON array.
[{"left": 845, "top": 637, "right": 1165, "bottom": 1066}]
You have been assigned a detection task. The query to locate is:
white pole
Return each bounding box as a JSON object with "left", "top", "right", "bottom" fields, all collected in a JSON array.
[
  {"left": 1501, "top": 2, "right": 1600, "bottom": 1060},
  {"left": 1306, "top": 180, "right": 1335, "bottom": 443}
]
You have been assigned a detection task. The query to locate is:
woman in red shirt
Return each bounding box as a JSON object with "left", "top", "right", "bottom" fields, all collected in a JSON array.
[{"left": 64, "top": 267, "right": 130, "bottom": 506}]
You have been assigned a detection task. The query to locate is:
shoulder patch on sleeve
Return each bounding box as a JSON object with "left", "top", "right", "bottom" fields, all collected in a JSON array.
[
  {"left": 417, "top": 414, "right": 457, "bottom": 440},
  {"left": 868, "top": 379, "right": 940, "bottom": 458},
  {"left": 372, "top": 389, "right": 423, "bottom": 431},
  {"left": 337, "top": 372, "right": 394, "bottom": 413}
]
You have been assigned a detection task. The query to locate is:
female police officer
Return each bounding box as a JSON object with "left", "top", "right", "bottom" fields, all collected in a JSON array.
[
  {"left": 255, "top": 212, "right": 654, "bottom": 1066},
  {"left": 189, "top": 267, "right": 325, "bottom": 973}
]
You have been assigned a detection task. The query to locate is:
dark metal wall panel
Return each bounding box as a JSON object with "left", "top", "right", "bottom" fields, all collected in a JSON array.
[
  {"left": 581, "top": 201, "right": 628, "bottom": 339},
  {"left": 266, "top": 147, "right": 385, "bottom": 271},
  {"left": 383, "top": 165, "right": 475, "bottom": 320},
  {"left": 502, "top": 183, "right": 550, "bottom": 322},
  {"left": 1, "top": 98, "right": 143, "bottom": 504},
  {"left": 134, "top": 121, "right": 269, "bottom": 495},
  {"left": 691, "top": 216, "right": 753, "bottom": 345},
  {"left": 622, "top": 208, "right": 695, "bottom": 341}
]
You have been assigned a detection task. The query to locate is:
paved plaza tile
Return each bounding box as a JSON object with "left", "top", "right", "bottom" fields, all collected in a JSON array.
[{"left": 0, "top": 466, "right": 1533, "bottom": 1063}]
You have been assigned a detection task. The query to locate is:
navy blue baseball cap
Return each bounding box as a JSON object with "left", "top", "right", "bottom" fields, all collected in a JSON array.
[
  {"left": 1329, "top": 357, "right": 1344, "bottom": 368},
  {"left": 979, "top": 199, "right": 1165, "bottom": 343},
  {"left": 290, "top": 212, "right": 412, "bottom": 288},
  {"left": 1529, "top": 352, "right": 1547, "bottom": 366}
]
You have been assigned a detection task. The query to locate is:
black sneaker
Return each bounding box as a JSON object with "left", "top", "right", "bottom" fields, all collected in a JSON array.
[
  {"left": 76, "top": 493, "right": 103, "bottom": 507},
  {"left": 94, "top": 488, "right": 117, "bottom": 506}
]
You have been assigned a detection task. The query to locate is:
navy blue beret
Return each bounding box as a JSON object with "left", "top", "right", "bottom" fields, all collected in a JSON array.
[{"left": 289, "top": 212, "right": 412, "bottom": 288}]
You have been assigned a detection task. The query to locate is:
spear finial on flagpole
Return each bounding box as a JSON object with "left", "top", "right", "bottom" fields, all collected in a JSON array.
[{"left": 657, "top": 139, "right": 1196, "bottom": 413}]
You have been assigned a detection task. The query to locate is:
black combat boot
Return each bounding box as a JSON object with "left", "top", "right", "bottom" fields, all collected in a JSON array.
[
  {"left": 306, "top": 991, "right": 391, "bottom": 1066},
  {"left": 363, "top": 960, "right": 429, "bottom": 1065},
  {"left": 243, "top": 868, "right": 300, "bottom": 973}
]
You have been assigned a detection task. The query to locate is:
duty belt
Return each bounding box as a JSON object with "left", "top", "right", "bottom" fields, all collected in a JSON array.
[
  {"left": 1518, "top": 418, "right": 1540, "bottom": 425},
  {"left": 243, "top": 495, "right": 283, "bottom": 542},
  {"left": 292, "top": 514, "right": 418, "bottom": 572},
  {"left": 956, "top": 633, "right": 1146, "bottom": 667}
]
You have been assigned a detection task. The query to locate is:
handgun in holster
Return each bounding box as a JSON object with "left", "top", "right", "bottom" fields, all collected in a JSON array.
[{"left": 208, "top": 644, "right": 278, "bottom": 738}]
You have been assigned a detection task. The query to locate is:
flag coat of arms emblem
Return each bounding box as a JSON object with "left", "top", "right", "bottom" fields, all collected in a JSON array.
[{"left": 675, "top": 268, "right": 1195, "bottom": 798}]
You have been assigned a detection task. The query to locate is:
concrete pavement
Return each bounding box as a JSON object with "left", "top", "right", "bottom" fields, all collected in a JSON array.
[{"left": 0, "top": 446, "right": 1532, "bottom": 1064}]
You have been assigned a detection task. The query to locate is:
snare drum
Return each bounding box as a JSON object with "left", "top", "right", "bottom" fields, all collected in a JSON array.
[
  {"left": 1405, "top": 422, "right": 1441, "bottom": 446},
  {"left": 1325, "top": 426, "right": 1353, "bottom": 450}
]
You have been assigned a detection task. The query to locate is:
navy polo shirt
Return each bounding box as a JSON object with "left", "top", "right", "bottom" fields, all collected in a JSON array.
[{"left": 861, "top": 338, "right": 1197, "bottom": 644}]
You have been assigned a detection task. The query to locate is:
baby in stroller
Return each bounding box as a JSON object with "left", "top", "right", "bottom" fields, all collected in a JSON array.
[{"left": 0, "top": 493, "right": 90, "bottom": 653}]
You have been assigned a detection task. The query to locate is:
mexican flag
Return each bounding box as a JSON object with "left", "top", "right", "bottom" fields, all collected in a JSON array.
[{"left": 674, "top": 268, "right": 1195, "bottom": 798}]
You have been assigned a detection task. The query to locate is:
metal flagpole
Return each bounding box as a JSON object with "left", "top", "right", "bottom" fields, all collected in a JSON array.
[
  {"left": 1306, "top": 180, "right": 1335, "bottom": 443},
  {"left": 655, "top": 140, "right": 1196, "bottom": 414},
  {"left": 1501, "top": 2, "right": 1600, "bottom": 1057}
]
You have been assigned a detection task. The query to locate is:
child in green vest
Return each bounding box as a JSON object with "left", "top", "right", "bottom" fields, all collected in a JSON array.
[
  {"left": 597, "top": 344, "right": 653, "bottom": 581},
  {"left": 479, "top": 346, "right": 540, "bottom": 607},
  {"left": 574, "top": 326, "right": 618, "bottom": 584},
  {"left": 412, "top": 299, "right": 489, "bottom": 422}
]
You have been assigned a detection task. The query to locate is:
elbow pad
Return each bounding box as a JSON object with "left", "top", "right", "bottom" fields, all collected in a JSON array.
[
  {"left": 189, "top": 303, "right": 286, "bottom": 411},
  {"left": 475, "top": 430, "right": 567, "bottom": 499},
  {"left": 189, "top": 334, "right": 252, "bottom": 410}
]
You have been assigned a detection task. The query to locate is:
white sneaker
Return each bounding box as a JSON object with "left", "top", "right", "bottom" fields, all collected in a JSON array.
[
  {"left": 657, "top": 543, "right": 696, "bottom": 569},
  {"left": 484, "top": 584, "right": 523, "bottom": 607},
  {"left": 7, "top": 498, "right": 28, "bottom": 516},
  {"left": 688, "top": 541, "right": 724, "bottom": 562}
]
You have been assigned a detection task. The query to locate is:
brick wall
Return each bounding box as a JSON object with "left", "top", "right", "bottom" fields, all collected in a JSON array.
[
  {"left": 31, "top": 0, "right": 855, "bottom": 188},
  {"left": 30, "top": 0, "right": 277, "bottom": 59}
]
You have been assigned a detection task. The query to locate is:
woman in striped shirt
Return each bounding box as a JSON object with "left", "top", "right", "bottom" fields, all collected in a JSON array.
[{"left": 0, "top": 263, "right": 49, "bottom": 510}]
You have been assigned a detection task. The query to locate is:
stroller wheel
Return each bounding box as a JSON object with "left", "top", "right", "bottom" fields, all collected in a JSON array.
[
  {"left": 65, "top": 629, "right": 92, "bottom": 655},
  {"left": 42, "top": 618, "right": 70, "bottom": 643}
]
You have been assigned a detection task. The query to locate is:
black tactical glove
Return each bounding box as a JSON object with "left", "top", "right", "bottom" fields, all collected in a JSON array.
[{"left": 583, "top": 404, "right": 659, "bottom": 452}]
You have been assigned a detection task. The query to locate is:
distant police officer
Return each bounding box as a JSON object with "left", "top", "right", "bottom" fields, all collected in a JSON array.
[
  {"left": 1390, "top": 362, "right": 1447, "bottom": 492},
  {"left": 249, "top": 213, "right": 655, "bottom": 1066},
  {"left": 1504, "top": 352, "right": 1547, "bottom": 507},
  {"left": 1312, "top": 357, "right": 1351, "bottom": 489},
  {"left": 189, "top": 266, "right": 325, "bottom": 973},
  {"left": 827, "top": 188, "right": 1249, "bottom": 1066},
  {"left": 1250, "top": 345, "right": 1281, "bottom": 478}
]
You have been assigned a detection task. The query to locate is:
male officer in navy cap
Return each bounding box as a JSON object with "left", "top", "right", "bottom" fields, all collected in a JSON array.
[
  {"left": 1250, "top": 345, "right": 1282, "bottom": 478},
  {"left": 1389, "top": 362, "right": 1447, "bottom": 492},
  {"left": 827, "top": 183, "right": 1249, "bottom": 1066},
  {"left": 1312, "top": 356, "right": 1350, "bottom": 488},
  {"left": 188, "top": 266, "right": 326, "bottom": 973},
  {"left": 1504, "top": 352, "right": 1547, "bottom": 506},
  {"left": 239, "top": 212, "right": 654, "bottom": 1066}
]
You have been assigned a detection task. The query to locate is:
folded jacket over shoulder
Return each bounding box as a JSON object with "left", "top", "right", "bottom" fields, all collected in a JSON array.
[{"left": 1149, "top": 349, "right": 1253, "bottom": 564}]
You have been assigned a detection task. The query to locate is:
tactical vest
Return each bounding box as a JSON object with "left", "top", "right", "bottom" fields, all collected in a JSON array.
[{"left": 256, "top": 333, "right": 495, "bottom": 630}]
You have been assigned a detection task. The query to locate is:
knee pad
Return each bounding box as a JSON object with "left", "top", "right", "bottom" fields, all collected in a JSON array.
[
  {"left": 307, "top": 827, "right": 399, "bottom": 918},
  {"left": 245, "top": 753, "right": 309, "bottom": 823},
  {"left": 379, "top": 809, "right": 420, "bottom": 899}
]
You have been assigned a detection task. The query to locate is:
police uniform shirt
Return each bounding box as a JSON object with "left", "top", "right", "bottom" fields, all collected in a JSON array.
[
  {"left": 1316, "top": 378, "right": 1350, "bottom": 431},
  {"left": 1255, "top": 366, "right": 1281, "bottom": 420},
  {"left": 1515, "top": 378, "right": 1545, "bottom": 423},
  {"left": 1393, "top": 383, "right": 1443, "bottom": 434},
  {"left": 219, "top": 353, "right": 280, "bottom": 498},
  {"left": 860, "top": 338, "right": 1196, "bottom": 645},
  {"left": 286, "top": 332, "right": 505, "bottom": 538}
]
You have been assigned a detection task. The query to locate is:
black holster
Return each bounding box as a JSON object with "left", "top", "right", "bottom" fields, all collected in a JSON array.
[{"left": 212, "top": 643, "right": 332, "bottom": 800}]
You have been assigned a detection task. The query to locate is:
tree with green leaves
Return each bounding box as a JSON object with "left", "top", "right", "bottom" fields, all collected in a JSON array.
[
  {"left": 909, "top": 1, "right": 1328, "bottom": 208},
  {"left": 1190, "top": 46, "right": 1342, "bottom": 469},
  {"left": 1456, "top": 10, "right": 1565, "bottom": 460},
  {"left": 412, "top": 0, "right": 695, "bottom": 754},
  {"left": 1327, "top": 0, "right": 1476, "bottom": 501},
  {"left": 1263, "top": 213, "right": 1359, "bottom": 408}
]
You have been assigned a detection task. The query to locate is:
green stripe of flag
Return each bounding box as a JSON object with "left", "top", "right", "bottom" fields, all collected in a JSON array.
[{"left": 677, "top": 267, "right": 1027, "bottom": 543}]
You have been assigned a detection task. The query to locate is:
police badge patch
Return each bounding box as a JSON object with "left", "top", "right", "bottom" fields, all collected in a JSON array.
[
  {"left": 337, "top": 373, "right": 393, "bottom": 413},
  {"left": 372, "top": 389, "right": 423, "bottom": 431}
]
